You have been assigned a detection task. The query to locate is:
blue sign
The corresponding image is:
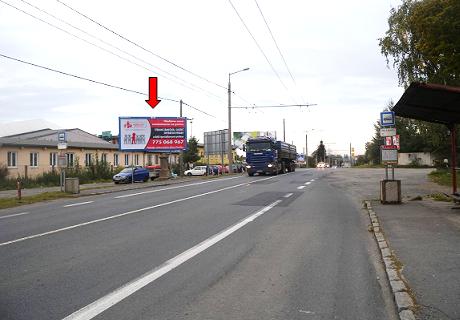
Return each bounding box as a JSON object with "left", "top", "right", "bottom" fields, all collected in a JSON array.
[
  {"left": 58, "top": 131, "right": 67, "bottom": 142},
  {"left": 380, "top": 111, "right": 395, "bottom": 127}
]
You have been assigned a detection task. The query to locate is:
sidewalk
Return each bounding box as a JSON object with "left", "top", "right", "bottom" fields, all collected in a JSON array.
[
  {"left": 327, "top": 169, "right": 459, "bottom": 320},
  {"left": 0, "top": 174, "right": 230, "bottom": 199},
  {"left": 372, "top": 199, "right": 460, "bottom": 320}
]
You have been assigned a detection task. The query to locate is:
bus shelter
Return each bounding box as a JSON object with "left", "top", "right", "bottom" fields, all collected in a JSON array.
[{"left": 392, "top": 82, "right": 460, "bottom": 194}]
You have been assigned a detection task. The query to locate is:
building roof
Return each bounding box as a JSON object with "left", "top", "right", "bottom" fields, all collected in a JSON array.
[
  {"left": 392, "top": 82, "right": 460, "bottom": 126},
  {"left": 0, "top": 128, "right": 119, "bottom": 150}
]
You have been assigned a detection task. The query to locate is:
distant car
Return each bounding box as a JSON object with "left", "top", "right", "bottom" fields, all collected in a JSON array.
[
  {"left": 184, "top": 166, "right": 207, "bottom": 176},
  {"left": 146, "top": 165, "right": 161, "bottom": 180},
  {"left": 316, "top": 162, "right": 326, "bottom": 168},
  {"left": 113, "top": 167, "right": 149, "bottom": 184}
]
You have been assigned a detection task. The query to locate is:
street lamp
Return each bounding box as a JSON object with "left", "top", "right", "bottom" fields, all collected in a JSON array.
[{"left": 228, "top": 67, "right": 249, "bottom": 173}]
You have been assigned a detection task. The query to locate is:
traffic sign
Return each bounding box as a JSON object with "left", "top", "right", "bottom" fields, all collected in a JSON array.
[
  {"left": 381, "top": 148, "right": 398, "bottom": 163},
  {"left": 380, "top": 111, "right": 395, "bottom": 127},
  {"left": 58, "top": 131, "right": 67, "bottom": 142},
  {"left": 380, "top": 127, "right": 396, "bottom": 137},
  {"left": 381, "top": 145, "right": 398, "bottom": 150}
]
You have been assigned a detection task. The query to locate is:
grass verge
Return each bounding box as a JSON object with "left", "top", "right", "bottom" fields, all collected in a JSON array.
[
  {"left": 0, "top": 192, "right": 75, "bottom": 210},
  {"left": 428, "top": 169, "right": 457, "bottom": 187}
]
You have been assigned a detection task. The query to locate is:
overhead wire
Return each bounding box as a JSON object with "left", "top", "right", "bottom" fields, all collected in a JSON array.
[
  {"left": 56, "top": 0, "right": 227, "bottom": 90},
  {"left": 0, "top": 52, "right": 219, "bottom": 118},
  {"left": 3, "top": 0, "right": 226, "bottom": 103},
  {"left": 227, "top": 0, "right": 295, "bottom": 104}
]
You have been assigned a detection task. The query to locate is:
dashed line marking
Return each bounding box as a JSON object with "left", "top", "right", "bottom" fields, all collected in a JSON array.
[
  {"left": 0, "top": 212, "right": 30, "bottom": 220},
  {"left": 283, "top": 193, "right": 293, "bottom": 198},
  {"left": 310, "top": 179, "right": 315, "bottom": 182},
  {"left": 63, "top": 201, "right": 94, "bottom": 208},
  {"left": 304, "top": 181, "right": 311, "bottom": 185},
  {"left": 297, "top": 186, "right": 306, "bottom": 190}
]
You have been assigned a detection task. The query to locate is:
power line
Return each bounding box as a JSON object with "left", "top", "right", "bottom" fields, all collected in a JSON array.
[
  {"left": 0, "top": 52, "right": 220, "bottom": 118},
  {"left": 232, "top": 103, "right": 317, "bottom": 109},
  {"left": 253, "top": 0, "right": 297, "bottom": 86},
  {"left": 56, "top": 0, "right": 227, "bottom": 90},
  {"left": 2, "top": 0, "right": 225, "bottom": 102},
  {"left": 227, "top": 0, "right": 294, "bottom": 102}
]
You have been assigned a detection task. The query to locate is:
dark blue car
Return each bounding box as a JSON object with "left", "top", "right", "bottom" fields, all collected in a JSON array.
[{"left": 113, "top": 167, "right": 149, "bottom": 184}]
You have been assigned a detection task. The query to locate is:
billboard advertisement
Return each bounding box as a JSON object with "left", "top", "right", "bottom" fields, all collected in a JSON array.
[
  {"left": 233, "top": 131, "right": 276, "bottom": 150},
  {"left": 204, "top": 129, "right": 228, "bottom": 156},
  {"left": 119, "top": 117, "right": 187, "bottom": 152}
]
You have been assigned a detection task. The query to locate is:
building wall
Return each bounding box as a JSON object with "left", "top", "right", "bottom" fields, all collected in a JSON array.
[
  {"left": 398, "top": 152, "right": 433, "bottom": 166},
  {"left": 0, "top": 146, "right": 178, "bottom": 178}
]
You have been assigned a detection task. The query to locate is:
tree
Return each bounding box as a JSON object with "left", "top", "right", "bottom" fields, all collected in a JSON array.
[
  {"left": 183, "top": 137, "right": 200, "bottom": 164},
  {"left": 315, "top": 141, "right": 326, "bottom": 163},
  {"left": 379, "top": 0, "right": 460, "bottom": 87}
]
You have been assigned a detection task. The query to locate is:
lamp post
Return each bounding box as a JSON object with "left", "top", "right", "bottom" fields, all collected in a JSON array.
[
  {"left": 305, "top": 129, "right": 315, "bottom": 168},
  {"left": 228, "top": 67, "right": 249, "bottom": 173}
]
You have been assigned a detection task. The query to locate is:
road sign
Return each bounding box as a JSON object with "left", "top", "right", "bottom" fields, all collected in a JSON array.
[
  {"left": 381, "top": 145, "right": 398, "bottom": 150},
  {"left": 57, "top": 142, "right": 68, "bottom": 150},
  {"left": 58, "top": 131, "right": 67, "bottom": 142},
  {"left": 392, "top": 135, "right": 400, "bottom": 150},
  {"left": 380, "top": 111, "right": 395, "bottom": 127},
  {"left": 380, "top": 127, "right": 396, "bottom": 137}
]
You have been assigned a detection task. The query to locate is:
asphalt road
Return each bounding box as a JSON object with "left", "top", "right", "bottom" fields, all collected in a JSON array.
[{"left": 0, "top": 169, "right": 398, "bottom": 320}]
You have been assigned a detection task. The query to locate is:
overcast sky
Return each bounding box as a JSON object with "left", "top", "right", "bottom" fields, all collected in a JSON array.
[{"left": 0, "top": 0, "right": 403, "bottom": 155}]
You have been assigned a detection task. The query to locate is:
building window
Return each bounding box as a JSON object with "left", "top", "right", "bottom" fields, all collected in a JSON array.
[
  {"left": 134, "top": 154, "right": 139, "bottom": 166},
  {"left": 50, "top": 152, "right": 57, "bottom": 167},
  {"left": 124, "top": 154, "right": 129, "bottom": 166},
  {"left": 7, "top": 151, "right": 17, "bottom": 167},
  {"left": 113, "top": 153, "right": 119, "bottom": 167},
  {"left": 66, "top": 153, "right": 74, "bottom": 167},
  {"left": 147, "top": 154, "right": 153, "bottom": 166},
  {"left": 30, "top": 152, "right": 38, "bottom": 167},
  {"left": 85, "top": 153, "right": 92, "bottom": 167},
  {"left": 155, "top": 155, "right": 159, "bottom": 164},
  {"left": 101, "top": 153, "right": 107, "bottom": 163}
]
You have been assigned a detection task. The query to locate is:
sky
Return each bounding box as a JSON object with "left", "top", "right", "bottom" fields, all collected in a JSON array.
[{"left": 0, "top": 0, "right": 404, "bottom": 156}]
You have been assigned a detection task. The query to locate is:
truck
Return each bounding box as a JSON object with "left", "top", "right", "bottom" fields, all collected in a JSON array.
[{"left": 245, "top": 136, "right": 297, "bottom": 176}]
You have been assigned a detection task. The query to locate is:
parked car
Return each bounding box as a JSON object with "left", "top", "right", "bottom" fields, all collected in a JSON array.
[
  {"left": 113, "top": 167, "right": 149, "bottom": 184},
  {"left": 146, "top": 165, "right": 161, "bottom": 180},
  {"left": 184, "top": 166, "right": 207, "bottom": 176}
]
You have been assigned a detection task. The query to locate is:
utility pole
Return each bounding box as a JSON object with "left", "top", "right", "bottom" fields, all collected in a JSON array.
[
  {"left": 349, "top": 142, "right": 352, "bottom": 167},
  {"left": 305, "top": 133, "right": 308, "bottom": 168},
  {"left": 283, "top": 119, "right": 286, "bottom": 142},
  {"left": 228, "top": 75, "right": 232, "bottom": 174}
]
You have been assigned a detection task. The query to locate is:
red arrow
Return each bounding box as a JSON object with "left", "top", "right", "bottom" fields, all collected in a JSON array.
[{"left": 146, "top": 77, "right": 161, "bottom": 108}]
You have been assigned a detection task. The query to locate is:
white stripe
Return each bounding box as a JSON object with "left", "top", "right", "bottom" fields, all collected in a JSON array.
[
  {"left": 62, "top": 199, "right": 282, "bottom": 320},
  {"left": 63, "top": 201, "right": 94, "bottom": 208},
  {"left": 310, "top": 179, "right": 315, "bottom": 182},
  {"left": 0, "top": 212, "right": 30, "bottom": 219},
  {"left": 283, "top": 193, "right": 293, "bottom": 198},
  {"left": 114, "top": 176, "right": 242, "bottom": 199},
  {"left": 304, "top": 182, "right": 311, "bottom": 185},
  {"left": 297, "top": 186, "right": 306, "bottom": 190},
  {"left": 0, "top": 176, "right": 276, "bottom": 247}
]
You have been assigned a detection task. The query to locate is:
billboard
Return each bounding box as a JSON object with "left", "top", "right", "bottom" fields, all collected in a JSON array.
[
  {"left": 204, "top": 129, "right": 228, "bottom": 156},
  {"left": 233, "top": 131, "right": 276, "bottom": 150},
  {"left": 119, "top": 117, "right": 187, "bottom": 152}
]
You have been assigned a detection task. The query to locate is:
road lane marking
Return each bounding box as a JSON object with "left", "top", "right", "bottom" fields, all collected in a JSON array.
[
  {"left": 0, "top": 212, "right": 30, "bottom": 220},
  {"left": 304, "top": 181, "right": 311, "bottom": 185},
  {"left": 63, "top": 201, "right": 94, "bottom": 208},
  {"left": 62, "top": 199, "right": 282, "bottom": 320},
  {"left": 114, "top": 176, "right": 242, "bottom": 199},
  {"left": 283, "top": 193, "right": 293, "bottom": 198},
  {"left": 310, "top": 179, "right": 315, "bottom": 182},
  {"left": 0, "top": 176, "right": 276, "bottom": 247},
  {"left": 297, "top": 186, "right": 306, "bottom": 190}
]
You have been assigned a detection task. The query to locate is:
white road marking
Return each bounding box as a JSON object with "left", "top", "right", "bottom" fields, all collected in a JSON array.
[
  {"left": 114, "top": 176, "right": 242, "bottom": 199},
  {"left": 283, "top": 193, "right": 293, "bottom": 198},
  {"left": 63, "top": 201, "right": 94, "bottom": 208},
  {"left": 304, "top": 181, "right": 311, "bottom": 185},
  {"left": 62, "top": 199, "right": 282, "bottom": 320},
  {"left": 310, "top": 179, "right": 315, "bottom": 182},
  {"left": 0, "top": 176, "right": 276, "bottom": 247},
  {"left": 297, "top": 186, "right": 306, "bottom": 190},
  {"left": 0, "top": 212, "right": 30, "bottom": 220}
]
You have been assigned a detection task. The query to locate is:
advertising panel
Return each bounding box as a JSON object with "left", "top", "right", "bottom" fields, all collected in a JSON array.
[
  {"left": 233, "top": 131, "right": 276, "bottom": 150},
  {"left": 119, "top": 117, "right": 186, "bottom": 152},
  {"left": 204, "top": 129, "right": 228, "bottom": 156}
]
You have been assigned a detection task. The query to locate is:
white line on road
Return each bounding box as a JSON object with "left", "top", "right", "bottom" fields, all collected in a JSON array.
[
  {"left": 0, "top": 212, "right": 30, "bottom": 220},
  {"left": 62, "top": 199, "right": 282, "bottom": 320},
  {"left": 297, "top": 186, "right": 306, "bottom": 190},
  {"left": 114, "top": 176, "right": 242, "bottom": 199},
  {"left": 310, "top": 179, "right": 315, "bottom": 182},
  {"left": 63, "top": 201, "right": 94, "bottom": 208},
  {"left": 0, "top": 176, "right": 276, "bottom": 247},
  {"left": 304, "top": 182, "right": 311, "bottom": 185},
  {"left": 283, "top": 193, "right": 293, "bottom": 198}
]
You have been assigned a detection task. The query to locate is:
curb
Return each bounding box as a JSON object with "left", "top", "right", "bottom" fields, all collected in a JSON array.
[{"left": 364, "top": 200, "right": 416, "bottom": 320}]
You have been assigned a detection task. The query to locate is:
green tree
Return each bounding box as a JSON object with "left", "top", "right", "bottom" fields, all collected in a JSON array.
[
  {"left": 183, "top": 137, "right": 200, "bottom": 164},
  {"left": 379, "top": 0, "right": 460, "bottom": 87},
  {"left": 315, "top": 141, "right": 326, "bottom": 163}
]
